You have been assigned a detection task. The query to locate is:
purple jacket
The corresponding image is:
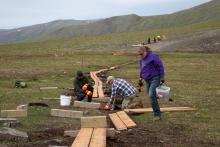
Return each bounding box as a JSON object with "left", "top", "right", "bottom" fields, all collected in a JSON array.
[{"left": 140, "top": 51, "right": 164, "bottom": 81}]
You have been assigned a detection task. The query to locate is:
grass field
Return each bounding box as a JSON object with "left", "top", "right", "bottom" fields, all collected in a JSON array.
[
  {"left": 0, "top": 44, "right": 220, "bottom": 146},
  {"left": 0, "top": 21, "right": 220, "bottom": 146}
]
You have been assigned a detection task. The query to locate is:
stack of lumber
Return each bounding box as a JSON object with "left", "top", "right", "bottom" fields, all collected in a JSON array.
[{"left": 109, "top": 111, "right": 137, "bottom": 131}]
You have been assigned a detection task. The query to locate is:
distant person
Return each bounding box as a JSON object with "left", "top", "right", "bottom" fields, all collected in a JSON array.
[
  {"left": 105, "top": 76, "right": 142, "bottom": 110},
  {"left": 157, "top": 35, "right": 162, "bottom": 41},
  {"left": 153, "top": 37, "right": 157, "bottom": 43},
  {"left": 148, "top": 37, "right": 151, "bottom": 44},
  {"left": 138, "top": 46, "right": 165, "bottom": 121},
  {"left": 73, "top": 70, "right": 93, "bottom": 102}
]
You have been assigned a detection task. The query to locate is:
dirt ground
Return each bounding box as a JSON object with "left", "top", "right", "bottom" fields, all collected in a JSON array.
[
  {"left": 150, "top": 29, "right": 220, "bottom": 53},
  {"left": 13, "top": 120, "right": 218, "bottom": 147},
  {"left": 1, "top": 48, "right": 220, "bottom": 147}
]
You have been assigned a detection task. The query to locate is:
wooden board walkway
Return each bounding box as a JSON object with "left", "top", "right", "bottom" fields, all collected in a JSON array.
[
  {"left": 90, "top": 61, "right": 137, "bottom": 99},
  {"left": 109, "top": 111, "right": 137, "bottom": 131},
  {"left": 71, "top": 128, "right": 106, "bottom": 147},
  {"left": 71, "top": 116, "right": 107, "bottom": 147},
  {"left": 71, "top": 128, "right": 94, "bottom": 147},
  {"left": 124, "top": 107, "right": 197, "bottom": 114}
]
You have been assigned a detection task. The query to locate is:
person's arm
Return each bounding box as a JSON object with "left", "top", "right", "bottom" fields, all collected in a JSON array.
[
  {"left": 109, "top": 82, "right": 117, "bottom": 104},
  {"left": 85, "top": 76, "right": 93, "bottom": 87},
  {"left": 155, "top": 56, "right": 165, "bottom": 81}
]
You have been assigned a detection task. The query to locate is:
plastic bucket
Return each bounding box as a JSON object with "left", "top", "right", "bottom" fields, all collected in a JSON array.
[
  {"left": 60, "top": 95, "right": 71, "bottom": 106},
  {"left": 156, "top": 85, "right": 170, "bottom": 99}
]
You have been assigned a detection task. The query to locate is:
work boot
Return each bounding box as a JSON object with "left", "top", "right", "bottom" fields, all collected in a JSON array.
[{"left": 153, "top": 116, "right": 161, "bottom": 121}]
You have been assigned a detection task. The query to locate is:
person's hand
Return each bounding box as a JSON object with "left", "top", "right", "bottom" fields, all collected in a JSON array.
[
  {"left": 160, "top": 79, "right": 165, "bottom": 85},
  {"left": 104, "top": 103, "right": 111, "bottom": 110},
  {"left": 138, "top": 78, "right": 143, "bottom": 87}
]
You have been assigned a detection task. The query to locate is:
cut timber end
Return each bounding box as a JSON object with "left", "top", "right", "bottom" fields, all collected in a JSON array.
[
  {"left": 74, "top": 101, "right": 101, "bottom": 109},
  {"left": 51, "top": 109, "right": 83, "bottom": 118},
  {"left": 125, "top": 107, "right": 197, "bottom": 114},
  {"left": 81, "top": 116, "right": 107, "bottom": 128},
  {"left": 89, "top": 128, "right": 106, "bottom": 147},
  {"left": 0, "top": 110, "right": 27, "bottom": 118},
  {"left": 109, "top": 113, "right": 127, "bottom": 131},
  {"left": 71, "top": 128, "right": 93, "bottom": 147},
  {"left": 116, "top": 111, "right": 137, "bottom": 128}
]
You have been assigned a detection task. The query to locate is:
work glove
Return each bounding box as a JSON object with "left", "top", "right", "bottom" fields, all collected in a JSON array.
[
  {"left": 138, "top": 79, "right": 144, "bottom": 87},
  {"left": 160, "top": 80, "right": 165, "bottom": 85},
  {"left": 138, "top": 79, "right": 143, "bottom": 92}
]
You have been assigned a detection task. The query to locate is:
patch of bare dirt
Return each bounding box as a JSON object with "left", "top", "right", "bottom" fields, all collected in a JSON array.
[
  {"left": 107, "top": 122, "right": 220, "bottom": 147},
  {"left": 150, "top": 29, "right": 220, "bottom": 53}
]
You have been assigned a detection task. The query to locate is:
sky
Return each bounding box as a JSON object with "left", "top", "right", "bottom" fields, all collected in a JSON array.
[{"left": 0, "top": 0, "right": 211, "bottom": 29}]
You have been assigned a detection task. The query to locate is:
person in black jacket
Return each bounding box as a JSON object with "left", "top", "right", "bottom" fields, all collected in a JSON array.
[{"left": 73, "top": 71, "right": 93, "bottom": 102}]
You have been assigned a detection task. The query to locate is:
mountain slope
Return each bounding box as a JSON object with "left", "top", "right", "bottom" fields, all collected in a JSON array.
[
  {"left": 0, "top": 0, "right": 219, "bottom": 43},
  {"left": 46, "top": 0, "right": 220, "bottom": 40},
  {"left": 0, "top": 19, "right": 95, "bottom": 43}
]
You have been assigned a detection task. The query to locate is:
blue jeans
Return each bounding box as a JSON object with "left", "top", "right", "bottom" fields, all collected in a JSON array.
[{"left": 145, "top": 76, "right": 161, "bottom": 117}]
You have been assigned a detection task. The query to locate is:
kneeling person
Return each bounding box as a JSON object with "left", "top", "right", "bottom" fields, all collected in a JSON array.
[
  {"left": 73, "top": 71, "right": 93, "bottom": 102},
  {"left": 106, "top": 76, "right": 141, "bottom": 110}
]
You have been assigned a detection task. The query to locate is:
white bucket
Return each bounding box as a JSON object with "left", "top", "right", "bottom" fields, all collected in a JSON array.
[
  {"left": 60, "top": 95, "right": 71, "bottom": 106},
  {"left": 156, "top": 85, "right": 170, "bottom": 99}
]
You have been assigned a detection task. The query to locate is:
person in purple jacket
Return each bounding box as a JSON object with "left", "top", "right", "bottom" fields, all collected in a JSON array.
[{"left": 139, "top": 46, "right": 165, "bottom": 121}]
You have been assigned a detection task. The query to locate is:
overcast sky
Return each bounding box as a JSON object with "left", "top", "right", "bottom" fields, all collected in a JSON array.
[{"left": 0, "top": 0, "right": 210, "bottom": 29}]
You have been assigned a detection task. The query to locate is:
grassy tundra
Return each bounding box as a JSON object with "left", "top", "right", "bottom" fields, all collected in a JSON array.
[{"left": 0, "top": 23, "right": 220, "bottom": 146}]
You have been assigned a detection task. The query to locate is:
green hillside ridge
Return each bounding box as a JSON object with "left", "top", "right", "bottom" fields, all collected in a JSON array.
[
  {"left": 0, "top": 0, "right": 219, "bottom": 43},
  {"left": 0, "top": 19, "right": 95, "bottom": 43},
  {"left": 43, "top": 0, "right": 220, "bottom": 40}
]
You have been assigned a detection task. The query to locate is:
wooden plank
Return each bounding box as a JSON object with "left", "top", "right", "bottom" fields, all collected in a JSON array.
[
  {"left": 64, "top": 128, "right": 115, "bottom": 138},
  {"left": 51, "top": 109, "right": 83, "bottom": 118},
  {"left": 71, "top": 128, "right": 94, "bottom": 147},
  {"left": 116, "top": 111, "right": 137, "bottom": 128},
  {"left": 0, "top": 110, "right": 27, "bottom": 118},
  {"left": 81, "top": 116, "right": 107, "bottom": 128},
  {"left": 40, "top": 87, "right": 58, "bottom": 90},
  {"left": 74, "top": 101, "right": 101, "bottom": 109},
  {"left": 92, "top": 97, "right": 109, "bottom": 102},
  {"left": 42, "top": 98, "right": 60, "bottom": 100},
  {"left": 109, "top": 113, "right": 127, "bottom": 131},
  {"left": 124, "top": 107, "right": 197, "bottom": 114},
  {"left": 0, "top": 118, "right": 18, "bottom": 123},
  {"left": 89, "top": 128, "right": 106, "bottom": 147},
  {"left": 92, "top": 85, "right": 98, "bottom": 98},
  {"left": 98, "top": 86, "right": 105, "bottom": 98}
]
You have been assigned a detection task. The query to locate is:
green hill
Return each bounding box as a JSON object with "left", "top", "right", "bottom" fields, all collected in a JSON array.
[
  {"left": 0, "top": 19, "right": 95, "bottom": 43},
  {"left": 0, "top": 0, "right": 219, "bottom": 43}
]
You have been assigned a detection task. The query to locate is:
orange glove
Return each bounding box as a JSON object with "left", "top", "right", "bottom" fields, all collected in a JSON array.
[
  {"left": 82, "top": 83, "right": 88, "bottom": 91},
  {"left": 85, "top": 90, "right": 93, "bottom": 96}
]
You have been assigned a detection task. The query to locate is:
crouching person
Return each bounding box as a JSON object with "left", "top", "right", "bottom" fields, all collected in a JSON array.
[
  {"left": 105, "top": 76, "right": 142, "bottom": 110},
  {"left": 73, "top": 70, "right": 93, "bottom": 102}
]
